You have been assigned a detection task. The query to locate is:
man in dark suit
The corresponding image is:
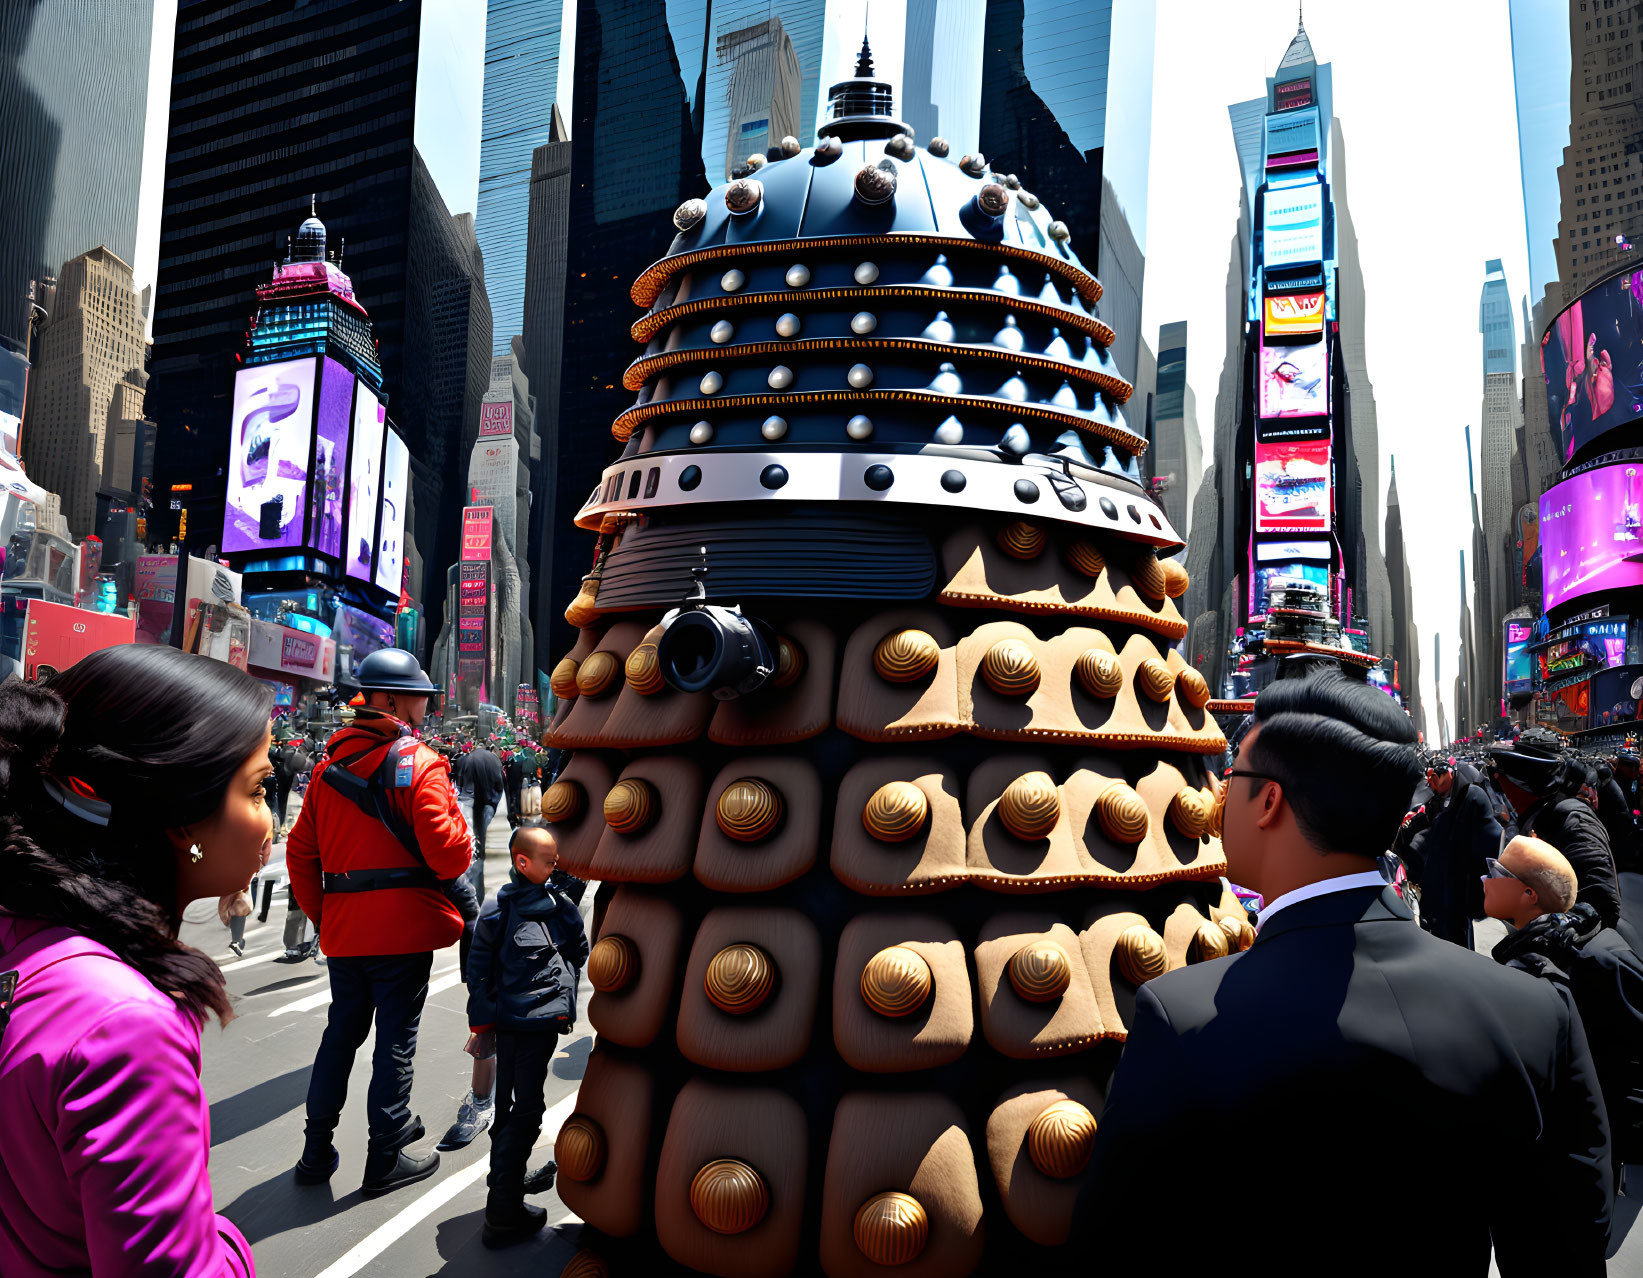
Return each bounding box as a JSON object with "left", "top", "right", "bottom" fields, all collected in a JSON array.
[{"left": 1077, "top": 670, "right": 1612, "bottom": 1275}]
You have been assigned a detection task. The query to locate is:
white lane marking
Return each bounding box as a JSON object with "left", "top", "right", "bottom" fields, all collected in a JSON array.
[
  {"left": 269, "top": 963, "right": 462, "bottom": 1018},
  {"left": 310, "top": 1092, "right": 579, "bottom": 1278}
]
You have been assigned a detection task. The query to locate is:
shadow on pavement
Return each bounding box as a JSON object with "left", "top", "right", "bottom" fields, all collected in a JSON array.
[
  {"left": 551, "top": 1036, "right": 590, "bottom": 1082},
  {"left": 241, "top": 973, "right": 324, "bottom": 998},
  {"left": 219, "top": 1167, "right": 361, "bottom": 1246},
  {"left": 1611, "top": 1165, "right": 1641, "bottom": 1260},
  {"left": 428, "top": 1215, "right": 588, "bottom": 1275},
  {"left": 210, "top": 1066, "right": 311, "bottom": 1146}
]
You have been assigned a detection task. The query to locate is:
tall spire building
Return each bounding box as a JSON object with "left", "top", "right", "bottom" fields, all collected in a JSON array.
[{"left": 1384, "top": 457, "right": 1424, "bottom": 736}]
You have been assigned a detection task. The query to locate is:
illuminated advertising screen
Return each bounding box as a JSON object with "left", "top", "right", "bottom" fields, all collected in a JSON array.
[
  {"left": 1503, "top": 619, "right": 1534, "bottom": 694},
  {"left": 1255, "top": 438, "right": 1331, "bottom": 532},
  {"left": 1591, "top": 664, "right": 1643, "bottom": 727},
  {"left": 1541, "top": 268, "right": 1643, "bottom": 464},
  {"left": 1275, "top": 77, "right": 1313, "bottom": 112},
  {"left": 346, "top": 385, "right": 384, "bottom": 583},
  {"left": 310, "top": 358, "right": 353, "bottom": 559},
  {"left": 374, "top": 428, "right": 409, "bottom": 594},
  {"left": 1263, "top": 291, "right": 1324, "bottom": 342},
  {"left": 1539, "top": 463, "right": 1643, "bottom": 609},
  {"left": 1259, "top": 343, "right": 1327, "bottom": 418},
  {"left": 1262, "top": 179, "right": 1324, "bottom": 268},
  {"left": 1538, "top": 618, "right": 1628, "bottom": 679},
  {"left": 1255, "top": 538, "right": 1332, "bottom": 563},
  {"left": 332, "top": 602, "right": 395, "bottom": 658},
  {"left": 479, "top": 400, "right": 512, "bottom": 439},
  {"left": 223, "top": 358, "right": 316, "bottom": 553},
  {"left": 1253, "top": 562, "right": 1328, "bottom": 616}
]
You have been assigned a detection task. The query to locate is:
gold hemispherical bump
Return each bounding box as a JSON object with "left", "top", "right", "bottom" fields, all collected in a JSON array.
[
  {"left": 1096, "top": 783, "right": 1149, "bottom": 844},
  {"left": 556, "top": 1114, "right": 607, "bottom": 1182},
  {"left": 853, "top": 1191, "right": 929, "bottom": 1267},
  {"left": 874, "top": 629, "right": 941, "bottom": 683},
  {"left": 1219, "top": 914, "right": 1255, "bottom": 952},
  {"left": 560, "top": 1249, "right": 609, "bottom": 1278},
  {"left": 542, "top": 779, "right": 586, "bottom": 824},
  {"left": 550, "top": 657, "right": 580, "bottom": 700},
  {"left": 863, "top": 780, "right": 929, "bottom": 843},
  {"left": 587, "top": 934, "right": 640, "bottom": 993},
  {"left": 689, "top": 1158, "right": 769, "bottom": 1235},
  {"left": 770, "top": 635, "right": 806, "bottom": 688},
  {"left": 564, "top": 579, "right": 601, "bottom": 628},
  {"left": 1136, "top": 657, "right": 1175, "bottom": 703},
  {"left": 1168, "top": 786, "right": 1210, "bottom": 839},
  {"left": 1074, "top": 648, "right": 1123, "bottom": 699},
  {"left": 860, "top": 945, "right": 933, "bottom": 1017},
  {"left": 996, "top": 520, "right": 1046, "bottom": 560},
  {"left": 1114, "top": 924, "right": 1169, "bottom": 985},
  {"left": 1207, "top": 786, "right": 1225, "bottom": 839},
  {"left": 624, "top": 643, "right": 665, "bottom": 695},
  {"left": 1131, "top": 551, "right": 1168, "bottom": 600},
  {"left": 1176, "top": 667, "right": 1211, "bottom": 708},
  {"left": 1007, "top": 939, "right": 1071, "bottom": 1003},
  {"left": 982, "top": 638, "right": 1040, "bottom": 697},
  {"left": 603, "top": 778, "right": 657, "bottom": 835},
  {"left": 1192, "top": 919, "right": 1231, "bottom": 962},
  {"left": 574, "top": 650, "right": 621, "bottom": 698},
  {"left": 1064, "top": 540, "right": 1106, "bottom": 578},
  {"left": 1161, "top": 556, "right": 1191, "bottom": 598},
  {"left": 715, "top": 778, "right": 784, "bottom": 842},
  {"left": 1026, "top": 1099, "right": 1098, "bottom": 1179},
  {"left": 704, "top": 943, "right": 776, "bottom": 1014},
  {"left": 999, "top": 771, "right": 1060, "bottom": 840}
]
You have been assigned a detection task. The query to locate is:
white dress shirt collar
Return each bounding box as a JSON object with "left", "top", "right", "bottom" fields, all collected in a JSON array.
[{"left": 1254, "top": 870, "right": 1389, "bottom": 934}]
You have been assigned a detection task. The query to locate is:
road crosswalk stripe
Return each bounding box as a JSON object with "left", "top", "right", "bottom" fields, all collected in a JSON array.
[{"left": 269, "top": 963, "right": 463, "bottom": 1018}]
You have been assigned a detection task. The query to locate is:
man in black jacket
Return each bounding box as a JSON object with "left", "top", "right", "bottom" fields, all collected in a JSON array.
[
  {"left": 1077, "top": 670, "right": 1612, "bottom": 1274},
  {"left": 1598, "top": 759, "right": 1641, "bottom": 874},
  {"left": 1393, "top": 753, "right": 1501, "bottom": 947},
  {"left": 462, "top": 743, "right": 507, "bottom": 903}
]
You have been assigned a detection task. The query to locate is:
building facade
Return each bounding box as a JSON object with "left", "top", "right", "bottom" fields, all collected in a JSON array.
[
  {"left": 22, "top": 247, "right": 147, "bottom": 537},
  {"left": 714, "top": 17, "right": 803, "bottom": 180},
  {"left": 1152, "top": 320, "right": 1202, "bottom": 543},
  {"left": 0, "top": 0, "right": 152, "bottom": 346},
  {"left": 1474, "top": 258, "right": 1522, "bottom": 728},
  {"left": 1383, "top": 458, "right": 1425, "bottom": 737}
]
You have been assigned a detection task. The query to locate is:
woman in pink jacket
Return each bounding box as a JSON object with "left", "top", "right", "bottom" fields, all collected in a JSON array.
[{"left": 0, "top": 645, "right": 275, "bottom": 1276}]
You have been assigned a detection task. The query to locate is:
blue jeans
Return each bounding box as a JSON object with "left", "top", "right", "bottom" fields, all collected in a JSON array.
[{"left": 304, "top": 951, "right": 434, "bottom": 1158}]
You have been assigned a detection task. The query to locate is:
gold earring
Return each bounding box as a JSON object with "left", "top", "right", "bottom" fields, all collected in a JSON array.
[{"left": 189, "top": 843, "right": 203, "bottom": 863}]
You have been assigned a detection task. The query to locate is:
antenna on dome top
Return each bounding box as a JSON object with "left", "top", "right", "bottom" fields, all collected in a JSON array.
[{"left": 310, "top": 193, "right": 316, "bottom": 217}]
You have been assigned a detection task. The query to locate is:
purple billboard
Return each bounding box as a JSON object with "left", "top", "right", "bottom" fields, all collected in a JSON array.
[
  {"left": 1541, "top": 268, "right": 1643, "bottom": 463},
  {"left": 346, "top": 384, "right": 384, "bottom": 583},
  {"left": 375, "top": 429, "right": 409, "bottom": 594},
  {"left": 223, "top": 358, "right": 315, "bottom": 553},
  {"left": 1539, "top": 463, "right": 1643, "bottom": 610},
  {"left": 310, "top": 358, "right": 353, "bottom": 559}
]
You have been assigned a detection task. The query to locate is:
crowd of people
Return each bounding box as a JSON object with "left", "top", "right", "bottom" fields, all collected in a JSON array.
[{"left": 0, "top": 644, "right": 1640, "bottom": 1273}]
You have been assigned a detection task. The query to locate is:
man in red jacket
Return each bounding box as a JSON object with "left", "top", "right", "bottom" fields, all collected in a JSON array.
[{"left": 286, "top": 649, "right": 474, "bottom": 1196}]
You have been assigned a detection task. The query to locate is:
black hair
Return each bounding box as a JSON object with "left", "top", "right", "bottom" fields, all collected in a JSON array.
[
  {"left": 1248, "top": 668, "right": 1421, "bottom": 859},
  {"left": 0, "top": 647, "right": 274, "bottom": 1026}
]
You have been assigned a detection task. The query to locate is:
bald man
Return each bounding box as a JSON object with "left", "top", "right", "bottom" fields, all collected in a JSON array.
[{"left": 1488, "top": 836, "right": 1643, "bottom": 1188}]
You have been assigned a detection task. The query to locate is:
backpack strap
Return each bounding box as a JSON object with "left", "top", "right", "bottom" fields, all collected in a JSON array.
[{"left": 318, "top": 738, "right": 430, "bottom": 872}]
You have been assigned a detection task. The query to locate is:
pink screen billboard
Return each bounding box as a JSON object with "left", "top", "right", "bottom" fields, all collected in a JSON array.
[
  {"left": 311, "top": 358, "right": 352, "bottom": 559},
  {"left": 1540, "top": 463, "right": 1643, "bottom": 609},
  {"left": 346, "top": 385, "right": 384, "bottom": 583},
  {"left": 223, "top": 358, "right": 315, "bottom": 552},
  {"left": 1255, "top": 438, "right": 1331, "bottom": 532}
]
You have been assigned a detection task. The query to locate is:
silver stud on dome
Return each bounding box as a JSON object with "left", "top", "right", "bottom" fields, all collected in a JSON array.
[
  {"left": 977, "top": 183, "right": 1010, "bottom": 218},
  {"left": 1002, "top": 174, "right": 1022, "bottom": 191},
  {"left": 710, "top": 320, "right": 735, "bottom": 344},
  {"left": 785, "top": 263, "right": 811, "bottom": 289},
  {"left": 993, "top": 315, "right": 1025, "bottom": 351},
  {"left": 689, "top": 421, "right": 715, "bottom": 445},
  {"left": 1038, "top": 277, "right": 1063, "bottom": 306},
  {"left": 935, "top": 415, "right": 965, "bottom": 445},
  {"left": 847, "top": 363, "right": 874, "bottom": 389},
  {"left": 1051, "top": 380, "right": 1080, "bottom": 409},
  {"left": 994, "top": 264, "right": 1022, "bottom": 295},
  {"left": 1001, "top": 423, "right": 1031, "bottom": 455},
  {"left": 673, "top": 198, "right": 707, "bottom": 231},
  {"left": 775, "top": 312, "right": 802, "bottom": 338},
  {"left": 921, "top": 311, "right": 956, "bottom": 343},
  {"left": 1045, "top": 328, "right": 1072, "bottom": 360},
  {"left": 959, "top": 152, "right": 987, "bottom": 178},
  {"left": 768, "top": 365, "right": 795, "bottom": 390},
  {"left": 928, "top": 137, "right": 951, "bottom": 157},
  {"left": 780, "top": 135, "right": 801, "bottom": 157},
  {"left": 721, "top": 269, "right": 746, "bottom": 292},
  {"left": 815, "top": 136, "right": 844, "bottom": 162},
  {"left": 846, "top": 414, "right": 874, "bottom": 440},
  {"left": 761, "top": 415, "right": 788, "bottom": 440},
  {"left": 928, "top": 363, "right": 962, "bottom": 394},
  {"left": 854, "top": 161, "right": 898, "bottom": 206},
  {"left": 1019, "top": 191, "right": 1041, "bottom": 211},
  {"left": 746, "top": 153, "right": 767, "bottom": 171},
  {"left": 700, "top": 371, "right": 724, "bottom": 395},
  {"left": 725, "top": 178, "right": 763, "bottom": 215},
  {"left": 999, "top": 371, "right": 1029, "bottom": 401},
  {"left": 1048, "top": 220, "right": 1071, "bottom": 243},
  {"left": 885, "top": 134, "right": 915, "bottom": 160},
  {"left": 850, "top": 311, "right": 877, "bottom": 335},
  {"left": 920, "top": 255, "right": 955, "bottom": 288},
  {"left": 854, "top": 261, "right": 880, "bottom": 285}
]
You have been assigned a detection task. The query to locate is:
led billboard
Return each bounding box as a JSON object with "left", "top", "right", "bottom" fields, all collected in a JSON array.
[
  {"left": 375, "top": 429, "right": 409, "bottom": 594},
  {"left": 1263, "top": 291, "right": 1324, "bottom": 342},
  {"left": 1255, "top": 438, "right": 1331, "bottom": 532},
  {"left": 1591, "top": 664, "right": 1643, "bottom": 727},
  {"left": 346, "top": 384, "right": 384, "bottom": 583},
  {"left": 223, "top": 358, "right": 315, "bottom": 553},
  {"left": 1541, "top": 268, "right": 1643, "bottom": 464},
  {"left": 1539, "top": 463, "right": 1643, "bottom": 609},
  {"left": 1503, "top": 618, "right": 1534, "bottom": 695},
  {"left": 1262, "top": 179, "right": 1324, "bottom": 269},
  {"left": 1253, "top": 562, "right": 1328, "bottom": 616},
  {"left": 311, "top": 358, "right": 353, "bottom": 559},
  {"left": 1259, "top": 343, "right": 1327, "bottom": 418}
]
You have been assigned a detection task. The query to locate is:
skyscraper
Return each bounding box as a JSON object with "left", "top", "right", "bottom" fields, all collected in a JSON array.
[
  {"left": 900, "top": 0, "right": 985, "bottom": 159},
  {"left": 1509, "top": 0, "right": 1571, "bottom": 313},
  {"left": 477, "top": 0, "right": 573, "bottom": 356},
  {"left": 1152, "top": 320, "right": 1201, "bottom": 540},
  {"left": 22, "top": 246, "right": 147, "bottom": 537},
  {"left": 1476, "top": 258, "right": 1521, "bottom": 721},
  {"left": 714, "top": 16, "right": 802, "bottom": 179},
  {"left": 0, "top": 0, "right": 153, "bottom": 345},
  {"left": 1383, "top": 457, "right": 1425, "bottom": 737},
  {"left": 700, "top": 0, "right": 824, "bottom": 179}
]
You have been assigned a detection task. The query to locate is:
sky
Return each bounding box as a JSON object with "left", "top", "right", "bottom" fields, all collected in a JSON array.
[{"left": 1140, "top": 0, "right": 1536, "bottom": 740}]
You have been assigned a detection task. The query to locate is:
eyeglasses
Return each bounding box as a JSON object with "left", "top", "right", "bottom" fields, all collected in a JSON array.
[
  {"left": 1484, "top": 857, "right": 1521, "bottom": 882},
  {"left": 1224, "top": 769, "right": 1280, "bottom": 786}
]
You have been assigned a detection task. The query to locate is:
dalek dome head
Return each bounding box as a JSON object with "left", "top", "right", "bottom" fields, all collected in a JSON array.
[{"left": 575, "top": 39, "right": 1178, "bottom": 560}]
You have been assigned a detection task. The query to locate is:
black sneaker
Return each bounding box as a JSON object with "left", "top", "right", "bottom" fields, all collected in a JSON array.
[
  {"left": 293, "top": 1141, "right": 339, "bottom": 1185},
  {"left": 522, "top": 1160, "right": 557, "bottom": 1195},
  {"left": 482, "top": 1199, "right": 547, "bottom": 1249},
  {"left": 361, "top": 1148, "right": 440, "bottom": 1197},
  {"left": 228, "top": 939, "right": 245, "bottom": 959}
]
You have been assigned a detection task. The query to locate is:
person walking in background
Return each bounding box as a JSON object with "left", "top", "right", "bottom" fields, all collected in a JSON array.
[
  {"left": 285, "top": 648, "right": 475, "bottom": 1197},
  {"left": 465, "top": 825, "right": 588, "bottom": 1248},
  {"left": 0, "top": 646, "right": 277, "bottom": 1277},
  {"left": 1392, "top": 753, "right": 1500, "bottom": 948},
  {"left": 1076, "top": 669, "right": 1613, "bottom": 1273},
  {"left": 462, "top": 740, "right": 506, "bottom": 904},
  {"left": 1595, "top": 760, "right": 1640, "bottom": 875},
  {"left": 502, "top": 746, "right": 528, "bottom": 829}
]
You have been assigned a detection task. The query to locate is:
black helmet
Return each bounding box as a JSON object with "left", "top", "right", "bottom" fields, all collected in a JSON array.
[{"left": 354, "top": 648, "right": 438, "bottom": 694}]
